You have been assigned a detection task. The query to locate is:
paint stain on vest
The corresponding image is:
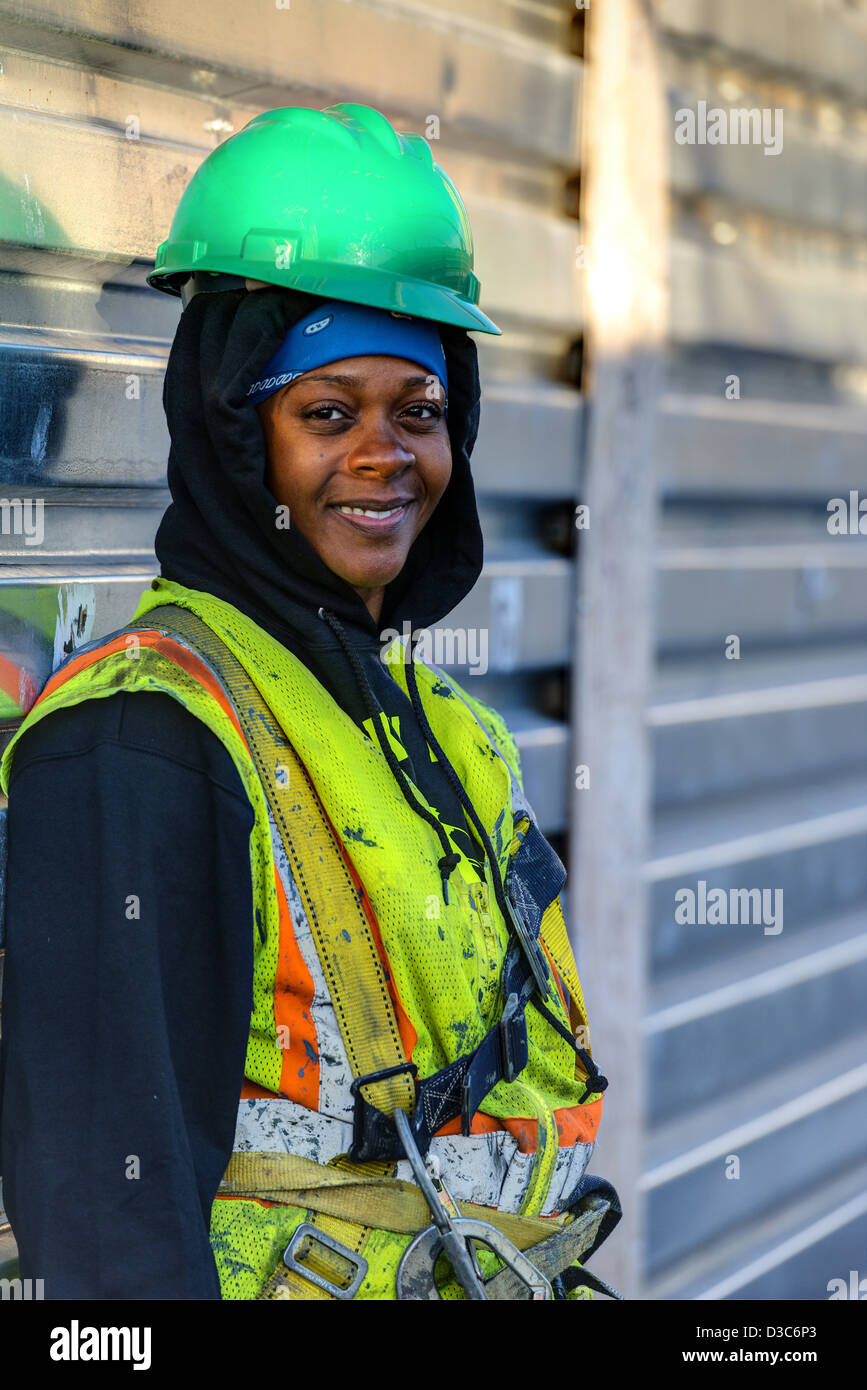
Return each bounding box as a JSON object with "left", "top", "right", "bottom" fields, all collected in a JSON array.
[
  {"left": 491, "top": 808, "right": 507, "bottom": 858},
  {"left": 448, "top": 1017, "right": 474, "bottom": 1046},
  {"left": 342, "top": 825, "right": 379, "bottom": 847},
  {"left": 209, "top": 1231, "right": 258, "bottom": 1276}
]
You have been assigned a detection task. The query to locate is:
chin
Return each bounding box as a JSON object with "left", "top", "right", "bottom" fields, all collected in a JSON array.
[{"left": 328, "top": 556, "right": 409, "bottom": 592}]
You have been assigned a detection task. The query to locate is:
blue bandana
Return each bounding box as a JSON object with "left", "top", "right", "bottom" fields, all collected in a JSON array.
[{"left": 245, "top": 298, "right": 448, "bottom": 415}]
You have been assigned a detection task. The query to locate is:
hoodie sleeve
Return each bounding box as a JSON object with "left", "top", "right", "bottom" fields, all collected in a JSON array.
[{"left": 0, "top": 689, "right": 254, "bottom": 1299}]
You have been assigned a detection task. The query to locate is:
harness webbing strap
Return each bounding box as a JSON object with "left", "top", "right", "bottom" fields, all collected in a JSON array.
[
  {"left": 221, "top": 1150, "right": 568, "bottom": 1247},
  {"left": 221, "top": 1149, "right": 618, "bottom": 1294},
  {"left": 538, "top": 897, "right": 587, "bottom": 1025},
  {"left": 257, "top": 1154, "right": 386, "bottom": 1302}
]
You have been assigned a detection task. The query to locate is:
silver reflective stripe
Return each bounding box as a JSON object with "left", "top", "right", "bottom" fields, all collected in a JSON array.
[
  {"left": 231, "top": 1091, "right": 593, "bottom": 1215},
  {"left": 233, "top": 1095, "right": 353, "bottom": 1163},
  {"left": 398, "top": 1132, "right": 594, "bottom": 1216},
  {"left": 541, "top": 1138, "right": 597, "bottom": 1218}
]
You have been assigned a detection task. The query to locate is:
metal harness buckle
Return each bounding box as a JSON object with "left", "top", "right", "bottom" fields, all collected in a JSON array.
[{"left": 281, "top": 1223, "right": 369, "bottom": 1301}]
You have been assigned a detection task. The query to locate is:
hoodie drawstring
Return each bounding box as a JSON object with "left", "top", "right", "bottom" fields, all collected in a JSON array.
[{"left": 317, "top": 607, "right": 461, "bottom": 905}]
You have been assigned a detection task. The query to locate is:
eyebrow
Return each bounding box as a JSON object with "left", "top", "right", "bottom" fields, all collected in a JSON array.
[{"left": 297, "top": 372, "right": 435, "bottom": 389}]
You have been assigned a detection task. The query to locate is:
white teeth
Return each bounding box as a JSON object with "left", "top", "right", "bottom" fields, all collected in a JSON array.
[{"left": 337, "top": 505, "right": 405, "bottom": 519}]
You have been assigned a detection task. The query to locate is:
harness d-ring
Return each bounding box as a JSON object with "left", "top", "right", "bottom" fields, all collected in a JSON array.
[{"left": 393, "top": 1110, "right": 552, "bottom": 1301}]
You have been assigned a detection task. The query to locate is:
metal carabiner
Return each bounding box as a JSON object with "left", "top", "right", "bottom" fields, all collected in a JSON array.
[{"left": 393, "top": 1109, "right": 553, "bottom": 1301}]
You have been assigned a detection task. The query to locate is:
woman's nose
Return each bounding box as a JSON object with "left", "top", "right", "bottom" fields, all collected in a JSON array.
[{"left": 346, "top": 418, "right": 416, "bottom": 474}]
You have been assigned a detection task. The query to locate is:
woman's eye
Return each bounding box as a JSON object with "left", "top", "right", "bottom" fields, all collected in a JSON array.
[
  {"left": 403, "top": 402, "right": 443, "bottom": 420},
  {"left": 304, "top": 405, "right": 347, "bottom": 421}
]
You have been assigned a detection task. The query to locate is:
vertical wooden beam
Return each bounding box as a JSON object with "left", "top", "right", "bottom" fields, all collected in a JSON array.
[{"left": 569, "top": 0, "right": 669, "bottom": 1298}]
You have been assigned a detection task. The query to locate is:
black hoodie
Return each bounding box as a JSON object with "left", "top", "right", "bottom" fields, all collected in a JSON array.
[{"left": 0, "top": 286, "right": 495, "bottom": 1298}]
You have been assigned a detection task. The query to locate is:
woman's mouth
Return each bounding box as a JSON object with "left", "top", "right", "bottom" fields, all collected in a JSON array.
[{"left": 330, "top": 501, "right": 413, "bottom": 535}]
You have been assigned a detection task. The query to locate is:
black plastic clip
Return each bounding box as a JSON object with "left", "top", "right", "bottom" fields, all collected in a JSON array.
[
  {"left": 460, "top": 1070, "right": 473, "bottom": 1137},
  {"left": 349, "top": 1061, "right": 418, "bottom": 1161},
  {"left": 498, "top": 992, "right": 521, "bottom": 1083}
]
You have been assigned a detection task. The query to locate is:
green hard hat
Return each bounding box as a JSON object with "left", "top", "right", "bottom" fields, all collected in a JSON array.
[{"left": 148, "top": 102, "right": 501, "bottom": 335}]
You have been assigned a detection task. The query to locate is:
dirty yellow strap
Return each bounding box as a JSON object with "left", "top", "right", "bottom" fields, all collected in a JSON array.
[
  {"left": 539, "top": 898, "right": 587, "bottom": 1024},
  {"left": 537, "top": 897, "right": 600, "bottom": 1090},
  {"left": 213, "top": 638, "right": 402, "bottom": 1297},
  {"left": 265, "top": 740, "right": 413, "bottom": 1118},
  {"left": 232, "top": 678, "right": 397, "bottom": 1296},
  {"left": 225, "top": 642, "right": 405, "bottom": 1296},
  {"left": 221, "top": 1151, "right": 568, "bottom": 1251}
]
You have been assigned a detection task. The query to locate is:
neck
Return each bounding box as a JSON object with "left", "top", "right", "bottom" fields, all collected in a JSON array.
[{"left": 353, "top": 585, "right": 385, "bottom": 626}]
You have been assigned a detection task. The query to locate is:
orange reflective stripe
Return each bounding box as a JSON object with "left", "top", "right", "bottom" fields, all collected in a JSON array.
[
  {"left": 212, "top": 1193, "right": 283, "bottom": 1209},
  {"left": 552, "top": 1096, "right": 603, "bottom": 1146},
  {"left": 434, "top": 1096, "right": 602, "bottom": 1154},
  {"left": 435, "top": 1110, "right": 503, "bottom": 1140},
  {"left": 36, "top": 630, "right": 248, "bottom": 748},
  {"left": 272, "top": 864, "right": 320, "bottom": 1107}
]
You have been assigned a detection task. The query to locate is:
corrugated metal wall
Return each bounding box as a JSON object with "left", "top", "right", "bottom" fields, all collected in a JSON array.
[
  {"left": 0, "top": 0, "right": 588, "bottom": 1282},
  {"left": 642, "top": 0, "right": 867, "bottom": 1299}
]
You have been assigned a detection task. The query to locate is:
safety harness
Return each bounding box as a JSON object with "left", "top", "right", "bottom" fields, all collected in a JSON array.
[{"left": 117, "top": 604, "right": 622, "bottom": 1298}]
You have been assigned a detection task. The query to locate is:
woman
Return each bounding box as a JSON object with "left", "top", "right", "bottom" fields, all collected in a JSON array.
[{"left": 0, "top": 103, "right": 618, "bottom": 1300}]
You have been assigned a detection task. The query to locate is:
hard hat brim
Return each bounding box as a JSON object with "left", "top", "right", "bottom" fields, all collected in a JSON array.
[{"left": 147, "top": 256, "right": 502, "bottom": 335}]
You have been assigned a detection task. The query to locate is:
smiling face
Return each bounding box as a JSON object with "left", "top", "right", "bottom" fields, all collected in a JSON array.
[{"left": 256, "top": 354, "right": 452, "bottom": 625}]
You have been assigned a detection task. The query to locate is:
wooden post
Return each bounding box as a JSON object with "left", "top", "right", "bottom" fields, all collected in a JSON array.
[{"left": 569, "top": 0, "right": 669, "bottom": 1298}]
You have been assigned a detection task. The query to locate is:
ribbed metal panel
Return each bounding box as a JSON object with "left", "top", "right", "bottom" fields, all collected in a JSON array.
[{"left": 643, "top": 0, "right": 867, "bottom": 1300}]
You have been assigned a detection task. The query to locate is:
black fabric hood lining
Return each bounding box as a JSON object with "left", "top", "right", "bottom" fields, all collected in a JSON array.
[{"left": 155, "top": 284, "right": 485, "bottom": 645}]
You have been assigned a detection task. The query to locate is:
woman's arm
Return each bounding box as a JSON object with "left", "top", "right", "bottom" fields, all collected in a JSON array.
[{"left": 0, "top": 689, "right": 255, "bottom": 1298}]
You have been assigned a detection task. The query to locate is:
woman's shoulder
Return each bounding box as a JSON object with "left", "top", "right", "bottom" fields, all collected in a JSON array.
[
  {"left": 2, "top": 616, "right": 246, "bottom": 798},
  {"left": 7, "top": 688, "right": 247, "bottom": 800}
]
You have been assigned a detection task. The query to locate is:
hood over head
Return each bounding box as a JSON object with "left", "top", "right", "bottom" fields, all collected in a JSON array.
[
  {"left": 154, "top": 284, "right": 484, "bottom": 649},
  {"left": 153, "top": 284, "right": 493, "bottom": 902}
]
